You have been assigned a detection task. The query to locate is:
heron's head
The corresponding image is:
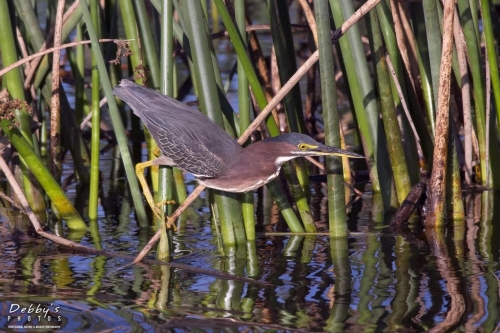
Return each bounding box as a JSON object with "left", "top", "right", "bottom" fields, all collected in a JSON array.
[{"left": 264, "top": 133, "right": 364, "bottom": 164}]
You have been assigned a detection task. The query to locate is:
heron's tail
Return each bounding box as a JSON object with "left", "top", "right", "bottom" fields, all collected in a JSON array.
[
  {"left": 113, "top": 80, "right": 200, "bottom": 120},
  {"left": 111, "top": 80, "right": 159, "bottom": 117}
]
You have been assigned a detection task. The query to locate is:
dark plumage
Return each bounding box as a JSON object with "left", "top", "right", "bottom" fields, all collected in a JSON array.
[{"left": 113, "top": 80, "right": 241, "bottom": 178}]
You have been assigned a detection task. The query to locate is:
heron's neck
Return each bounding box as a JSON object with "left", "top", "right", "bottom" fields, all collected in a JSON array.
[{"left": 274, "top": 156, "right": 296, "bottom": 167}]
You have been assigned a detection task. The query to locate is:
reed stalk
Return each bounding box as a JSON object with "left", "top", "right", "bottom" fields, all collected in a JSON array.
[
  {"left": 49, "top": 0, "right": 65, "bottom": 182},
  {"left": 314, "top": 0, "right": 347, "bottom": 237},
  {"left": 410, "top": 2, "right": 436, "bottom": 134},
  {"left": 212, "top": 0, "right": 303, "bottom": 233},
  {"left": 458, "top": 0, "right": 500, "bottom": 189},
  {"left": 157, "top": 0, "right": 175, "bottom": 260},
  {"left": 15, "top": 1, "right": 91, "bottom": 184},
  {"left": 181, "top": 0, "right": 244, "bottom": 246},
  {"left": 88, "top": 0, "right": 101, "bottom": 220},
  {"left": 480, "top": 0, "right": 500, "bottom": 130},
  {"left": 330, "top": 0, "right": 395, "bottom": 210},
  {"left": 377, "top": 0, "right": 434, "bottom": 170},
  {"left": 79, "top": 0, "right": 149, "bottom": 227},
  {"left": 426, "top": 0, "right": 454, "bottom": 226},
  {"left": 268, "top": 1, "right": 314, "bottom": 230},
  {"left": 422, "top": 0, "right": 442, "bottom": 112},
  {"left": 120, "top": 0, "right": 161, "bottom": 202},
  {"left": 235, "top": 0, "right": 256, "bottom": 241},
  {"left": 0, "top": 0, "right": 46, "bottom": 214},
  {"left": 367, "top": 10, "right": 411, "bottom": 205}
]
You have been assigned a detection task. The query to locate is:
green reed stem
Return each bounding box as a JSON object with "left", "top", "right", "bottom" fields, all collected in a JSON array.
[
  {"left": 481, "top": 0, "right": 500, "bottom": 130},
  {"left": 315, "top": 0, "right": 346, "bottom": 237},
  {"left": 88, "top": 0, "right": 101, "bottom": 220},
  {"left": 458, "top": 0, "right": 500, "bottom": 189},
  {"left": 211, "top": 0, "right": 279, "bottom": 136},
  {"left": 411, "top": 2, "right": 435, "bottom": 134},
  {"left": 80, "top": 0, "right": 149, "bottom": 227},
  {"left": 134, "top": 0, "right": 175, "bottom": 234},
  {"left": 120, "top": 0, "right": 161, "bottom": 201},
  {"left": 33, "top": 3, "right": 84, "bottom": 89},
  {"left": 0, "top": 1, "right": 26, "bottom": 101},
  {"left": 446, "top": 122, "right": 464, "bottom": 221},
  {"left": 74, "top": 24, "right": 86, "bottom": 124},
  {"left": 133, "top": 0, "right": 160, "bottom": 88},
  {"left": 330, "top": 0, "right": 396, "bottom": 209},
  {"left": 422, "top": 0, "right": 442, "bottom": 112},
  {"left": 267, "top": 0, "right": 306, "bottom": 134},
  {"left": 157, "top": 0, "right": 175, "bottom": 261},
  {"left": 0, "top": 0, "right": 46, "bottom": 214},
  {"left": 376, "top": 0, "right": 434, "bottom": 171},
  {"left": 16, "top": 1, "right": 91, "bottom": 184},
  {"left": 212, "top": 0, "right": 303, "bottom": 232},
  {"left": 169, "top": 59, "right": 187, "bottom": 217},
  {"left": 182, "top": 0, "right": 244, "bottom": 246},
  {"left": 268, "top": 0, "right": 313, "bottom": 230},
  {"left": 235, "top": 0, "right": 256, "bottom": 241},
  {"left": 368, "top": 10, "right": 411, "bottom": 205}
]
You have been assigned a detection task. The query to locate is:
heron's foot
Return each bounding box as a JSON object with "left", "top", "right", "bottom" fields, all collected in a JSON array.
[
  {"left": 154, "top": 200, "right": 176, "bottom": 230},
  {"left": 166, "top": 216, "right": 175, "bottom": 229},
  {"left": 151, "top": 206, "right": 178, "bottom": 231}
]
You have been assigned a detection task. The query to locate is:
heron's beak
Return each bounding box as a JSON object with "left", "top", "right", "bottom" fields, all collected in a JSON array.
[{"left": 307, "top": 144, "right": 364, "bottom": 158}]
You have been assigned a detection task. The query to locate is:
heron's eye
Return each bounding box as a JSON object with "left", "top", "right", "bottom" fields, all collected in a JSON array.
[{"left": 298, "top": 143, "right": 308, "bottom": 150}]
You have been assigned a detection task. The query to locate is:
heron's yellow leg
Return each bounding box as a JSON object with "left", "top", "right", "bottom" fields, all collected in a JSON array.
[
  {"left": 151, "top": 148, "right": 176, "bottom": 206},
  {"left": 136, "top": 160, "right": 176, "bottom": 229},
  {"left": 136, "top": 160, "right": 163, "bottom": 221}
]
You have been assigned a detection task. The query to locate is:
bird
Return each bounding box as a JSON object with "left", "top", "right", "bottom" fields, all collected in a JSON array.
[{"left": 112, "top": 80, "right": 364, "bottom": 220}]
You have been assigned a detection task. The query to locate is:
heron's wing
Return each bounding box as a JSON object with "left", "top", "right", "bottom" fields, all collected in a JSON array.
[
  {"left": 113, "top": 80, "right": 241, "bottom": 178},
  {"left": 142, "top": 112, "right": 236, "bottom": 177}
]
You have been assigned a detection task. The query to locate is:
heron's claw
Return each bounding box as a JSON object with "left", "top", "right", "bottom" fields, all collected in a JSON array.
[
  {"left": 135, "top": 160, "right": 177, "bottom": 231},
  {"left": 151, "top": 206, "right": 178, "bottom": 231},
  {"left": 166, "top": 216, "right": 176, "bottom": 230},
  {"left": 154, "top": 200, "right": 178, "bottom": 231},
  {"left": 152, "top": 147, "right": 161, "bottom": 157},
  {"left": 156, "top": 199, "right": 176, "bottom": 207}
]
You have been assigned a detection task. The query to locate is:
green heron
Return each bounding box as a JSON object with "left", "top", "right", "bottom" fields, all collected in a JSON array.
[{"left": 113, "top": 80, "right": 363, "bottom": 220}]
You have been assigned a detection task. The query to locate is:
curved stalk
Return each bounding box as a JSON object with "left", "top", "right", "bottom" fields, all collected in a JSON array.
[{"left": 0, "top": 120, "right": 86, "bottom": 230}]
